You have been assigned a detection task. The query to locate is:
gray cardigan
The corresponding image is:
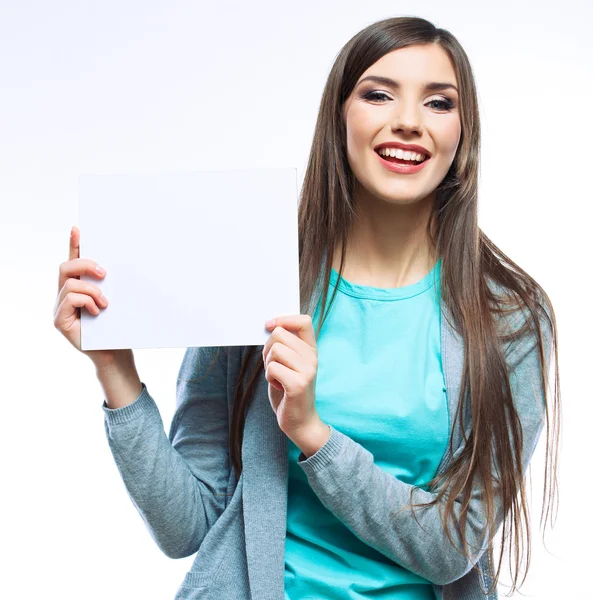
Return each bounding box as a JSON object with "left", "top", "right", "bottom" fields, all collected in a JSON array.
[{"left": 102, "top": 275, "right": 552, "bottom": 600}]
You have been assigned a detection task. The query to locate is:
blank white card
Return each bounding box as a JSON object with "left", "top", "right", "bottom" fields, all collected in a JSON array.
[{"left": 79, "top": 168, "right": 300, "bottom": 350}]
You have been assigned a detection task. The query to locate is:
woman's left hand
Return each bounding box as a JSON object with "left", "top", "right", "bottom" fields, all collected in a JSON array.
[{"left": 262, "top": 314, "right": 319, "bottom": 438}]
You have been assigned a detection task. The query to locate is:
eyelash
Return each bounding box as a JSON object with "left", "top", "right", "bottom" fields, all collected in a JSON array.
[{"left": 361, "top": 90, "right": 456, "bottom": 111}]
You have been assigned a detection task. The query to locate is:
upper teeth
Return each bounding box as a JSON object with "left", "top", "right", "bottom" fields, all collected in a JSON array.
[{"left": 378, "top": 148, "right": 426, "bottom": 161}]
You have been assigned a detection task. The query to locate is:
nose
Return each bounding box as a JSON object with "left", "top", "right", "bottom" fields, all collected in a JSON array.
[{"left": 390, "top": 99, "right": 423, "bottom": 136}]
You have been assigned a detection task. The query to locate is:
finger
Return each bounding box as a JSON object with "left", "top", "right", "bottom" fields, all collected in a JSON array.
[
  {"left": 265, "top": 314, "right": 316, "bottom": 349},
  {"left": 55, "top": 278, "right": 108, "bottom": 314},
  {"left": 266, "top": 361, "right": 298, "bottom": 393},
  {"left": 264, "top": 341, "right": 305, "bottom": 373},
  {"left": 58, "top": 257, "right": 105, "bottom": 296},
  {"left": 69, "top": 226, "right": 79, "bottom": 262},
  {"left": 267, "top": 375, "right": 283, "bottom": 392},
  {"left": 60, "top": 226, "right": 81, "bottom": 297},
  {"left": 262, "top": 325, "right": 315, "bottom": 363},
  {"left": 54, "top": 291, "right": 102, "bottom": 327}
]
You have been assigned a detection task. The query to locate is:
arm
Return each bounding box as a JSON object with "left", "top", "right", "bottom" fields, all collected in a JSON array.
[
  {"left": 296, "top": 303, "right": 554, "bottom": 586},
  {"left": 102, "top": 346, "right": 231, "bottom": 559}
]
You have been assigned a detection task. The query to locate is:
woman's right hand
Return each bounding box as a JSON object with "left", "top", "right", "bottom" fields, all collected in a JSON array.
[{"left": 53, "top": 225, "right": 133, "bottom": 369}]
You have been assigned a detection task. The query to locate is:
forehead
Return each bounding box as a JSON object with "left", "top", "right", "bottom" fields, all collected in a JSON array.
[{"left": 356, "top": 44, "right": 458, "bottom": 88}]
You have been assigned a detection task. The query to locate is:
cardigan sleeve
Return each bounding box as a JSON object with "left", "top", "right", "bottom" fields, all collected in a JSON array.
[
  {"left": 102, "top": 346, "right": 230, "bottom": 559},
  {"left": 297, "top": 301, "right": 554, "bottom": 586}
]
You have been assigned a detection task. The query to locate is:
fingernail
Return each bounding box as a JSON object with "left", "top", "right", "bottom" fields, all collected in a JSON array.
[
  {"left": 265, "top": 319, "right": 275, "bottom": 329},
  {"left": 96, "top": 265, "right": 106, "bottom": 275}
]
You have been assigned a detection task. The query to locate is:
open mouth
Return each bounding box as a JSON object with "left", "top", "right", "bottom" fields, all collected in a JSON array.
[{"left": 374, "top": 150, "right": 428, "bottom": 165}]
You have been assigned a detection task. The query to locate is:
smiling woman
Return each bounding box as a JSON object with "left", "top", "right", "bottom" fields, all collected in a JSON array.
[
  {"left": 228, "top": 16, "right": 561, "bottom": 600},
  {"left": 91, "top": 14, "right": 561, "bottom": 600}
]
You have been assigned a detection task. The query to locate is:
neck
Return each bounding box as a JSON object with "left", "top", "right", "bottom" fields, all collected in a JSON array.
[{"left": 332, "top": 185, "right": 438, "bottom": 288}]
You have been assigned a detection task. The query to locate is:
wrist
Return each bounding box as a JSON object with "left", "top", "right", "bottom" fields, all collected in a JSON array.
[
  {"left": 293, "top": 417, "right": 331, "bottom": 459},
  {"left": 91, "top": 349, "right": 134, "bottom": 372},
  {"left": 95, "top": 354, "right": 142, "bottom": 410}
]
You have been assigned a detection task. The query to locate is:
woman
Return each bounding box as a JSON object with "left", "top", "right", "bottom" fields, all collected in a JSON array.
[{"left": 54, "top": 15, "right": 560, "bottom": 600}]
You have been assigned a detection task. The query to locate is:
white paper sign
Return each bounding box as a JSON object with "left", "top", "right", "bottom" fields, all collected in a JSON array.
[{"left": 79, "top": 168, "right": 300, "bottom": 350}]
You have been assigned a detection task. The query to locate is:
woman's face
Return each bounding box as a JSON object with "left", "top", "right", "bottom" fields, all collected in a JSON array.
[{"left": 342, "top": 43, "right": 462, "bottom": 206}]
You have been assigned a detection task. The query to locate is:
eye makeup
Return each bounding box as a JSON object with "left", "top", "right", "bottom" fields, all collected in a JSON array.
[{"left": 359, "top": 89, "right": 456, "bottom": 111}]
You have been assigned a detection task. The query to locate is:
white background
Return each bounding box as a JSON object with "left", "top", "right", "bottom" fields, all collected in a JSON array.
[{"left": 1, "top": 1, "right": 590, "bottom": 598}]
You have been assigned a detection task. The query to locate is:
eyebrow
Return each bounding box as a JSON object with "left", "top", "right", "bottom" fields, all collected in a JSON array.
[{"left": 357, "top": 75, "right": 459, "bottom": 94}]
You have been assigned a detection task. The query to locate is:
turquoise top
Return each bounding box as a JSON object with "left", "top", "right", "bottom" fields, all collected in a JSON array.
[
  {"left": 101, "top": 252, "right": 552, "bottom": 599},
  {"left": 285, "top": 257, "right": 449, "bottom": 599}
]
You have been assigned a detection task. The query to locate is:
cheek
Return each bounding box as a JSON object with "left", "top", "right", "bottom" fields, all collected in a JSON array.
[
  {"left": 346, "top": 107, "right": 376, "bottom": 154},
  {"left": 440, "top": 119, "right": 462, "bottom": 157}
]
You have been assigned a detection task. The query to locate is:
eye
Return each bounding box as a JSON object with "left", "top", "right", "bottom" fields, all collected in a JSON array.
[
  {"left": 427, "top": 98, "right": 456, "bottom": 111},
  {"left": 361, "top": 90, "right": 456, "bottom": 112},
  {"left": 361, "top": 91, "right": 391, "bottom": 102}
]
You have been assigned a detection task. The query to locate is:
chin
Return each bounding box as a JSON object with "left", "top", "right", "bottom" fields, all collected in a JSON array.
[
  {"left": 380, "top": 193, "right": 426, "bottom": 206},
  {"left": 363, "top": 182, "right": 428, "bottom": 206}
]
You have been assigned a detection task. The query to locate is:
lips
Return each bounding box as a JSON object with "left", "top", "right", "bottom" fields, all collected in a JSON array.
[
  {"left": 374, "top": 142, "right": 432, "bottom": 157},
  {"left": 375, "top": 150, "right": 431, "bottom": 174},
  {"left": 375, "top": 150, "right": 426, "bottom": 164}
]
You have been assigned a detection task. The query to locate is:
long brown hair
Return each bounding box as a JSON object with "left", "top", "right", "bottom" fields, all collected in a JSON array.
[{"left": 228, "top": 16, "right": 561, "bottom": 596}]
